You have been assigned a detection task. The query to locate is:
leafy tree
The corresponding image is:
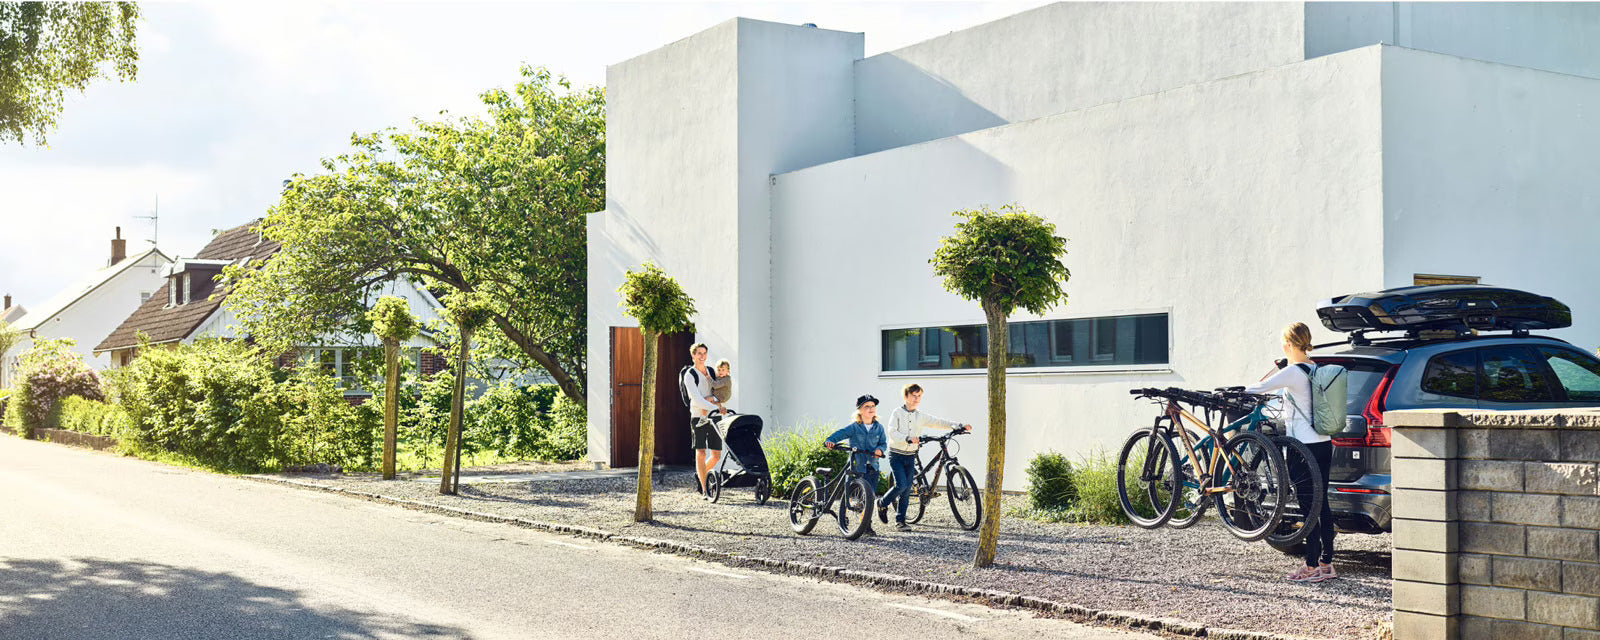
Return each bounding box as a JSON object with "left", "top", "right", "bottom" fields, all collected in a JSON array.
[
  {"left": 225, "top": 66, "right": 603, "bottom": 403},
  {"left": 439, "top": 293, "right": 491, "bottom": 495},
  {"left": 5, "top": 337, "right": 102, "bottom": 437},
  {"left": 617, "top": 263, "right": 696, "bottom": 522},
  {"left": 0, "top": 2, "right": 140, "bottom": 145},
  {"left": 930, "top": 204, "right": 1069, "bottom": 568},
  {"left": 368, "top": 296, "right": 417, "bottom": 480}
]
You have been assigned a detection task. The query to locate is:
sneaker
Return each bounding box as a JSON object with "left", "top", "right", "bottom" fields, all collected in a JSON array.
[
  {"left": 895, "top": 521, "right": 911, "bottom": 531},
  {"left": 878, "top": 504, "right": 889, "bottom": 523}
]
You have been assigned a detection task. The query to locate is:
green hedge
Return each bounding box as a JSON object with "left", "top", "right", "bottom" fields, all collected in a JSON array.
[
  {"left": 7, "top": 338, "right": 103, "bottom": 438},
  {"left": 764, "top": 424, "right": 892, "bottom": 498},
  {"left": 1015, "top": 449, "right": 1143, "bottom": 526},
  {"left": 50, "top": 396, "right": 129, "bottom": 437}
]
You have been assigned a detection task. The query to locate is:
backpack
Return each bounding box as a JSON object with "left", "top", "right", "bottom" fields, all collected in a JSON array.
[
  {"left": 677, "top": 365, "right": 717, "bottom": 408},
  {"left": 1292, "top": 363, "right": 1349, "bottom": 436}
]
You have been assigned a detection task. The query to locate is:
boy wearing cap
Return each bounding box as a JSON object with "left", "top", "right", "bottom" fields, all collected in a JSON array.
[
  {"left": 824, "top": 395, "right": 887, "bottom": 536},
  {"left": 878, "top": 383, "right": 971, "bottom": 530}
]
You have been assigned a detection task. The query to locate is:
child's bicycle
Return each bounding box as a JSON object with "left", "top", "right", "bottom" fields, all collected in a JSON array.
[
  {"left": 788, "top": 446, "right": 882, "bottom": 540},
  {"left": 1118, "top": 387, "right": 1289, "bottom": 542},
  {"left": 904, "top": 427, "right": 982, "bottom": 531}
]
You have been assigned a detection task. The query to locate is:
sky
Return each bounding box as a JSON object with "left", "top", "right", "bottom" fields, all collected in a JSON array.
[{"left": 0, "top": 1, "right": 1047, "bottom": 311}]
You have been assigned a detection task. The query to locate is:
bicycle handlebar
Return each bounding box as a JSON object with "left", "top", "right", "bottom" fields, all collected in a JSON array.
[
  {"left": 827, "top": 444, "right": 884, "bottom": 457},
  {"left": 1129, "top": 386, "right": 1273, "bottom": 412}
]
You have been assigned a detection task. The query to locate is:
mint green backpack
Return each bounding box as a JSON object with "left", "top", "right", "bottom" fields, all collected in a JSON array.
[{"left": 1292, "top": 363, "right": 1349, "bottom": 436}]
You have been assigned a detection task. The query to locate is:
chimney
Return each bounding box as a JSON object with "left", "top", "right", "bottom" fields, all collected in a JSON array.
[
  {"left": 111, "top": 226, "right": 127, "bottom": 266},
  {"left": 3, "top": 294, "right": 9, "bottom": 310}
]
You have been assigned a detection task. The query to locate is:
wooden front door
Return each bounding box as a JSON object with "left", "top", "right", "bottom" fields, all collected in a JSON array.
[{"left": 609, "top": 327, "right": 693, "bottom": 468}]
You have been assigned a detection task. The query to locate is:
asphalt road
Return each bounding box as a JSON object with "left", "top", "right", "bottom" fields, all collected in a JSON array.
[{"left": 0, "top": 436, "right": 1153, "bottom": 639}]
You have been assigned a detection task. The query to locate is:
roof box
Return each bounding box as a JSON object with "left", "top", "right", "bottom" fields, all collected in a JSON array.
[{"left": 1317, "top": 285, "right": 1571, "bottom": 333}]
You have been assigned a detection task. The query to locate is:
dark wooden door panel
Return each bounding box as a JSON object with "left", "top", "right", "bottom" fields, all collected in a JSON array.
[{"left": 610, "top": 327, "right": 695, "bottom": 468}]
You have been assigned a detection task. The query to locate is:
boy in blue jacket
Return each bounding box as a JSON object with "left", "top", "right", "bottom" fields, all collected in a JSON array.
[{"left": 825, "top": 394, "right": 887, "bottom": 536}]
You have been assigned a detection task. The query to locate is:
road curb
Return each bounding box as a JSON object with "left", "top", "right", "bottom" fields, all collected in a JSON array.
[{"left": 244, "top": 474, "right": 1330, "bottom": 640}]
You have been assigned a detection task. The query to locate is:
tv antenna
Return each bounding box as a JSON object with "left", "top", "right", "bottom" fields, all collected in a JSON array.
[{"left": 135, "top": 194, "right": 158, "bottom": 248}]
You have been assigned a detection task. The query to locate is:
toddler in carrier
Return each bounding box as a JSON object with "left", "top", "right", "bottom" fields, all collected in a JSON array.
[{"left": 708, "top": 359, "right": 733, "bottom": 407}]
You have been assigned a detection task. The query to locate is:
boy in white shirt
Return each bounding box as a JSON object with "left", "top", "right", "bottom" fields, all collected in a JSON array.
[{"left": 877, "top": 383, "right": 970, "bottom": 530}]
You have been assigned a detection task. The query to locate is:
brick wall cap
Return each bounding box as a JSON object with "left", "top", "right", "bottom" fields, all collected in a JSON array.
[{"left": 1388, "top": 409, "right": 1600, "bottom": 430}]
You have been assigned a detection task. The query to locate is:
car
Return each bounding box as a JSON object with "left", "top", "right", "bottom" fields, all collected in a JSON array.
[{"left": 1267, "top": 285, "right": 1600, "bottom": 554}]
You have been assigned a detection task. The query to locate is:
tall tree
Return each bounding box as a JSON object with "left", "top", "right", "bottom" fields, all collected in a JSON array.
[
  {"left": 1, "top": 2, "right": 140, "bottom": 145},
  {"left": 930, "top": 205, "right": 1069, "bottom": 568},
  {"left": 439, "top": 294, "right": 491, "bottom": 495},
  {"left": 225, "top": 66, "right": 603, "bottom": 403},
  {"left": 617, "top": 263, "right": 696, "bottom": 523},
  {"left": 367, "top": 296, "right": 417, "bottom": 480}
]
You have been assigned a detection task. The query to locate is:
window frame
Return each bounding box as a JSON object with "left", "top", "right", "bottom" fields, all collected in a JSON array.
[{"left": 878, "top": 308, "right": 1174, "bottom": 378}]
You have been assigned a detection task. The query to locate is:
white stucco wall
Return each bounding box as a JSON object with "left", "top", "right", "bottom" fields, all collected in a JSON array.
[
  {"left": 587, "top": 19, "right": 862, "bottom": 465},
  {"left": 853, "top": 2, "right": 1307, "bottom": 155},
  {"left": 1307, "top": 2, "right": 1600, "bottom": 79},
  {"left": 4, "top": 251, "right": 168, "bottom": 383},
  {"left": 1380, "top": 45, "right": 1600, "bottom": 351},
  {"left": 771, "top": 47, "right": 1386, "bottom": 490}
]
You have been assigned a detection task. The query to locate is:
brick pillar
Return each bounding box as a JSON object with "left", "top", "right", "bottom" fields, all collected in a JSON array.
[{"left": 1391, "top": 410, "right": 1460, "bottom": 639}]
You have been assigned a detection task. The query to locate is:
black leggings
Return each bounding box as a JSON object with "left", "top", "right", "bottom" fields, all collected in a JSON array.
[{"left": 1297, "top": 440, "right": 1336, "bottom": 567}]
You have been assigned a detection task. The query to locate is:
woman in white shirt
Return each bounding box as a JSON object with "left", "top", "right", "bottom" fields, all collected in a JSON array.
[{"left": 1244, "top": 322, "right": 1336, "bottom": 583}]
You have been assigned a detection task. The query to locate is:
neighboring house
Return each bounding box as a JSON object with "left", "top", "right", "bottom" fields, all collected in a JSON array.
[
  {"left": 2, "top": 228, "right": 169, "bottom": 387},
  {"left": 587, "top": 3, "right": 1600, "bottom": 485},
  {"left": 94, "top": 220, "right": 450, "bottom": 398}
]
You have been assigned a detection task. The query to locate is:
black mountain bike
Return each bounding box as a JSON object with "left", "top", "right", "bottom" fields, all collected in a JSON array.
[
  {"left": 788, "top": 446, "right": 881, "bottom": 540},
  {"left": 903, "top": 428, "right": 982, "bottom": 531}
]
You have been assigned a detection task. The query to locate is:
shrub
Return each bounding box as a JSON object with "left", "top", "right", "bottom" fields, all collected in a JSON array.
[
  {"left": 764, "top": 424, "right": 850, "bottom": 498},
  {"left": 51, "top": 396, "right": 129, "bottom": 437},
  {"left": 9, "top": 339, "right": 103, "bottom": 437},
  {"left": 1026, "top": 451, "right": 1076, "bottom": 510},
  {"left": 1068, "top": 450, "right": 1132, "bottom": 525}
]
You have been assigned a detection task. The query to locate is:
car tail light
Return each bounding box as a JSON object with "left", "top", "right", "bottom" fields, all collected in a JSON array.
[{"left": 1334, "top": 365, "right": 1396, "bottom": 448}]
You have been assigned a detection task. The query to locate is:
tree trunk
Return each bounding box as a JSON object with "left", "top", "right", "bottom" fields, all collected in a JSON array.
[
  {"left": 382, "top": 339, "right": 400, "bottom": 480},
  {"left": 634, "top": 328, "right": 658, "bottom": 522},
  {"left": 973, "top": 300, "right": 1008, "bottom": 568},
  {"left": 440, "top": 328, "right": 472, "bottom": 495}
]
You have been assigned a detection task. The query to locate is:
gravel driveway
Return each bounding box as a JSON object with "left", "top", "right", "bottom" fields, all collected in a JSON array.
[{"left": 276, "top": 470, "right": 1392, "bottom": 639}]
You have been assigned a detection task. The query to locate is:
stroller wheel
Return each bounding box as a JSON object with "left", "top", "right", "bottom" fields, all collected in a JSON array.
[
  {"left": 754, "top": 476, "right": 772, "bottom": 505},
  {"left": 707, "top": 472, "right": 723, "bottom": 503}
]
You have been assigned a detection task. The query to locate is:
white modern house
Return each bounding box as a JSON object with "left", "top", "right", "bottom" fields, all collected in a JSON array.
[
  {"left": 2, "top": 228, "right": 169, "bottom": 386},
  {"left": 587, "top": 2, "right": 1600, "bottom": 487}
]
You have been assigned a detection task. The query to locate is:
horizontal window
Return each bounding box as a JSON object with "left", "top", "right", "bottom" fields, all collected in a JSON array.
[{"left": 881, "top": 313, "right": 1169, "bottom": 372}]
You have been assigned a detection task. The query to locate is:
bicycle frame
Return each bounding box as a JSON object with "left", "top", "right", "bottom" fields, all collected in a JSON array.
[
  {"left": 911, "top": 436, "right": 958, "bottom": 493},
  {"left": 1154, "top": 399, "right": 1242, "bottom": 494}
]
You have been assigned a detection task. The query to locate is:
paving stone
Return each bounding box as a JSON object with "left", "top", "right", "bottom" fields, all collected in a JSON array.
[
  {"left": 1566, "top": 562, "right": 1600, "bottom": 597},
  {"left": 1461, "top": 585, "right": 1526, "bottom": 619},
  {"left": 1461, "top": 553, "right": 1493, "bottom": 585},
  {"left": 1562, "top": 430, "right": 1600, "bottom": 463},
  {"left": 1529, "top": 591, "right": 1600, "bottom": 628},
  {"left": 1396, "top": 457, "right": 1456, "bottom": 490},
  {"left": 1395, "top": 549, "right": 1456, "bottom": 584},
  {"left": 1527, "top": 462, "right": 1600, "bottom": 496},
  {"left": 1462, "top": 522, "right": 1526, "bottom": 556},
  {"left": 1529, "top": 527, "right": 1598, "bottom": 562},
  {"left": 1491, "top": 620, "right": 1564, "bottom": 640},
  {"left": 1492, "top": 556, "right": 1562, "bottom": 591},
  {"left": 1394, "top": 611, "right": 1458, "bottom": 640},
  {"left": 1395, "top": 580, "right": 1458, "bottom": 616},
  {"left": 1461, "top": 460, "right": 1525, "bottom": 491},
  {"left": 1494, "top": 492, "right": 1564, "bottom": 526},
  {"left": 1396, "top": 488, "right": 1455, "bottom": 521},
  {"left": 1461, "top": 490, "right": 1493, "bottom": 522},
  {"left": 1395, "top": 427, "right": 1456, "bottom": 460},
  {"left": 1565, "top": 497, "right": 1600, "bottom": 529},
  {"left": 1397, "top": 518, "right": 1459, "bottom": 553}
]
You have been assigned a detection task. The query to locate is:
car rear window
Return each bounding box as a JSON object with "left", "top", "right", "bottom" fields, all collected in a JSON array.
[
  {"left": 1422, "top": 349, "right": 1478, "bottom": 399},
  {"left": 1313, "top": 358, "right": 1392, "bottom": 415}
]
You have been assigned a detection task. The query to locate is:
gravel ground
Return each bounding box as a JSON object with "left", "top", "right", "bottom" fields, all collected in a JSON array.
[{"left": 279, "top": 470, "right": 1392, "bottom": 639}]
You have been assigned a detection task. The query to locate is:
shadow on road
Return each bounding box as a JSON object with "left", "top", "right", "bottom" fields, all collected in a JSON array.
[{"left": 0, "top": 558, "right": 469, "bottom": 639}]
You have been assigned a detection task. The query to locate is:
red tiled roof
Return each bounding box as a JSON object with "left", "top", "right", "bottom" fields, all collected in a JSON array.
[{"left": 94, "top": 220, "right": 281, "bottom": 352}]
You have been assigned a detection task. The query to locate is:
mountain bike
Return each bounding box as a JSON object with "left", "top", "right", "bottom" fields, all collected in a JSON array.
[
  {"left": 1118, "top": 387, "right": 1289, "bottom": 542},
  {"left": 788, "top": 446, "right": 881, "bottom": 540},
  {"left": 1208, "top": 387, "right": 1326, "bottom": 549},
  {"left": 902, "top": 428, "right": 981, "bottom": 531}
]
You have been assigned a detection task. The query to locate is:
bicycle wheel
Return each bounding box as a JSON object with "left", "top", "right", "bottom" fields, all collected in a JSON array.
[
  {"left": 1164, "top": 437, "right": 1209, "bottom": 529},
  {"left": 788, "top": 477, "right": 820, "bottom": 535},
  {"left": 1214, "top": 431, "right": 1288, "bottom": 542},
  {"left": 907, "top": 475, "right": 930, "bottom": 525},
  {"left": 946, "top": 465, "right": 982, "bottom": 531},
  {"left": 1264, "top": 436, "right": 1323, "bottom": 549},
  {"left": 1117, "top": 427, "right": 1181, "bottom": 529},
  {"left": 706, "top": 471, "right": 723, "bottom": 504},
  {"left": 754, "top": 475, "right": 772, "bottom": 506},
  {"left": 839, "top": 477, "right": 874, "bottom": 540}
]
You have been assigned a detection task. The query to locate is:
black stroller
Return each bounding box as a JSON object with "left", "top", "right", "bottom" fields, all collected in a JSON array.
[{"left": 705, "top": 413, "right": 772, "bottom": 505}]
